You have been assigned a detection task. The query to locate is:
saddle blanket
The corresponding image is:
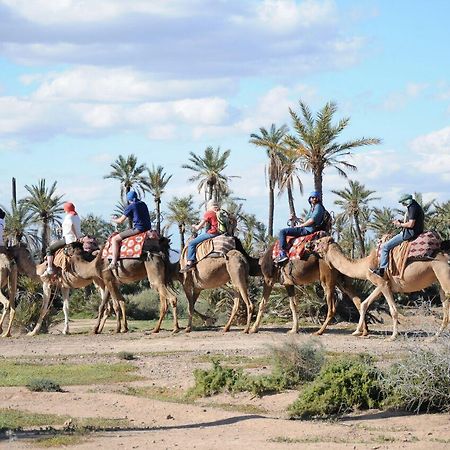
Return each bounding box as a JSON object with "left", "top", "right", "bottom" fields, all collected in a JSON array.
[
  {"left": 272, "top": 231, "right": 327, "bottom": 261},
  {"left": 180, "top": 235, "right": 236, "bottom": 269},
  {"left": 102, "top": 230, "right": 159, "bottom": 260}
]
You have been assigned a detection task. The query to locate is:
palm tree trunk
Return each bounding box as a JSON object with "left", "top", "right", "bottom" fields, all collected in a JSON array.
[
  {"left": 287, "top": 185, "right": 296, "bottom": 217},
  {"left": 125, "top": 186, "right": 133, "bottom": 228},
  {"left": 156, "top": 199, "right": 161, "bottom": 234},
  {"left": 207, "top": 182, "right": 213, "bottom": 201},
  {"left": 313, "top": 170, "right": 323, "bottom": 199},
  {"left": 353, "top": 213, "right": 366, "bottom": 256},
  {"left": 179, "top": 224, "right": 185, "bottom": 252},
  {"left": 41, "top": 220, "right": 49, "bottom": 260},
  {"left": 268, "top": 184, "right": 275, "bottom": 237}
]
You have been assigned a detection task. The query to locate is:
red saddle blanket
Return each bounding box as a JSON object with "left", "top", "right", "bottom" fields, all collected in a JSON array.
[
  {"left": 102, "top": 230, "right": 159, "bottom": 260},
  {"left": 272, "top": 231, "right": 327, "bottom": 261}
]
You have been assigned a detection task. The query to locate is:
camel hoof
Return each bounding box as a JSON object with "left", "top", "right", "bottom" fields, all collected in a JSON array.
[
  {"left": 27, "top": 331, "right": 37, "bottom": 337},
  {"left": 386, "top": 335, "right": 397, "bottom": 342},
  {"left": 249, "top": 327, "right": 258, "bottom": 334},
  {"left": 120, "top": 329, "right": 129, "bottom": 334},
  {"left": 172, "top": 328, "right": 180, "bottom": 334},
  {"left": 313, "top": 330, "right": 324, "bottom": 336},
  {"left": 1, "top": 333, "right": 11, "bottom": 338},
  {"left": 222, "top": 327, "right": 230, "bottom": 333},
  {"left": 352, "top": 330, "right": 363, "bottom": 336},
  {"left": 242, "top": 328, "right": 250, "bottom": 334},
  {"left": 287, "top": 329, "right": 297, "bottom": 334},
  {"left": 185, "top": 327, "right": 192, "bottom": 333}
]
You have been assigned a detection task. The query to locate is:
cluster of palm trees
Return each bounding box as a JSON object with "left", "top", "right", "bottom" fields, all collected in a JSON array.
[{"left": 2, "top": 100, "right": 449, "bottom": 261}]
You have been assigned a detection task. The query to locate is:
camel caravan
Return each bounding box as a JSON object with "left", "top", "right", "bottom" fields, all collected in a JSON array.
[{"left": 0, "top": 189, "right": 449, "bottom": 340}]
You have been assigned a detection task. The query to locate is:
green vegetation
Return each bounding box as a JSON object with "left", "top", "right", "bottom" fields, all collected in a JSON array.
[
  {"left": 116, "top": 351, "right": 136, "bottom": 361},
  {"left": 26, "top": 379, "right": 63, "bottom": 392},
  {"left": 0, "top": 409, "right": 67, "bottom": 431},
  {"left": 288, "top": 355, "right": 384, "bottom": 419},
  {"left": 0, "top": 361, "right": 141, "bottom": 387}
]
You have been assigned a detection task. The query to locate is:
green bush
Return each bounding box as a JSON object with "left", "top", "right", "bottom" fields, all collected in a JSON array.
[
  {"left": 288, "top": 354, "right": 384, "bottom": 419},
  {"left": 117, "top": 351, "right": 136, "bottom": 360},
  {"left": 125, "top": 289, "right": 160, "bottom": 320},
  {"left": 383, "top": 344, "right": 450, "bottom": 413},
  {"left": 26, "top": 379, "right": 63, "bottom": 392}
]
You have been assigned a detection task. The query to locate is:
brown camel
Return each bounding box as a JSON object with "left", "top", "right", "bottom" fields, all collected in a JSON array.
[
  {"left": 310, "top": 236, "right": 450, "bottom": 339},
  {"left": 181, "top": 248, "right": 254, "bottom": 333},
  {"left": 0, "top": 252, "right": 18, "bottom": 337},
  {"left": 250, "top": 242, "right": 366, "bottom": 335},
  {"left": 93, "top": 236, "right": 179, "bottom": 334}
]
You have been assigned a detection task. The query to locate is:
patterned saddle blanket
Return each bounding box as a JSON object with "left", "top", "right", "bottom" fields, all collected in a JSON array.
[
  {"left": 180, "top": 235, "right": 236, "bottom": 269},
  {"left": 102, "top": 230, "right": 160, "bottom": 260},
  {"left": 272, "top": 231, "right": 327, "bottom": 262},
  {"left": 378, "top": 231, "right": 442, "bottom": 277}
]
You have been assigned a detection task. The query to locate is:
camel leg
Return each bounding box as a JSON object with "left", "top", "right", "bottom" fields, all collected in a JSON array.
[
  {"left": 62, "top": 288, "right": 70, "bottom": 335},
  {"left": 97, "top": 299, "right": 112, "bottom": 334},
  {"left": 1, "top": 265, "right": 17, "bottom": 338},
  {"left": 28, "top": 282, "right": 53, "bottom": 336},
  {"left": 250, "top": 282, "right": 273, "bottom": 333},
  {"left": 105, "top": 282, "right": 126, "bottom": 334},
  {"left": 337, "top": 278, "right": 369, "bottom": 335},
  {"left": 223, "top": 291, "right": 241, "bottom": 332},
  {"left": 152, "top": 289, "right": 168, "bottom": 334},
  {"left": 93, "top": 288, "right": 111, "bottom": 334},
  {"left": 352, "top": 285, "right": 384, "bottom": 337},
  {"left": 185, "top": 288, "right": 200, "bottom": 333},
  {"left": 286, "top": 285, "right": 299, "bottom": 334},
  {"left": 118, "top": 296, "right": 128, "bottom": 333},
  {"left": 315, "top": 280, "right": 336, "bottom": 336},
  {"left": 0, "top": 281, "right": 10, "bottom": 336},
  {"left": 434, "top": 288, "right": 450, "bottom": 338},
  {"left": 153, "top": 285, "right": 179, "bottom": 334},
  {"left": 227, "top": 263, "right": 253, "bottom": 334}
]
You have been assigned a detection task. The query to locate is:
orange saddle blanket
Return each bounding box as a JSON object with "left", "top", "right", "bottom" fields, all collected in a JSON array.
[
  {"left": 102, "top": 230, "right": 159, "bottom": 260},
  {"left": 272, "top": 231, "right": 327, "bottom": 261}
]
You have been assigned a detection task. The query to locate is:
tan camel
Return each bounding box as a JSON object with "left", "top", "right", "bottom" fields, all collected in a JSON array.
[
  {"left": 93, "top": 236, "right": 180, "bottom": 334},
  {"left": 181, "top": 248, "right": 254, "bottom": 333},
  {"left": 310, "top": 236, "right": 450, "bottom": 339},
  {"left": 250, "top": 242, "right": 366, "bottom": 335},
  {"left": 0, "top": 252, "right": 18, "bottom": 337}
]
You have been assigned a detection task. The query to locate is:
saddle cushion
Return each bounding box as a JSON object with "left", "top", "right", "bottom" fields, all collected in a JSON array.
[
  {"left": 272, "top": 231, "right": 327, "bottom": 261},
  {"left": 102, "top": 231, "right": 159, "bottom": 260}
]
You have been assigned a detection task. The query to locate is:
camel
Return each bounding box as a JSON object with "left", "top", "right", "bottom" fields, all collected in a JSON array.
[
  {"left": 0, "top": 251, "right": 18, "bottom": 337},
  {"left": 250, "top": 242, "right": 366, "bottom": 335},
  {"left": 181, "top": 248, "right": 254, "bottom": 333},
  {"left": 93, "top": 236, "right": 180, "bottom": 335},
  {"left": 309, "top": 236, "right": 450, "bottom": 339}
]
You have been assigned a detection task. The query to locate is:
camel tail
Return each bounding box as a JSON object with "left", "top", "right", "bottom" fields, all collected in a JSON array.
[{"left": 233, "top": 237, "right": 261, "bottom": 276}]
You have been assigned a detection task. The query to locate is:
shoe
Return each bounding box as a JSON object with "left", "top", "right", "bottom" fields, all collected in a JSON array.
[
  {"left": 275, "top": 252, "right": 288, "bottom": 264},
  {"left": 43, "top": 267, "right": 55, "bottom": 276},
  {"left": 370, "top": 267, "right": 385, "bottom": 277},
  {"left": 103, "top": 261, "right": 119, "bottom": 271},
  {"left": 180, "top": 262, "right": 196, "bottom": 273}
]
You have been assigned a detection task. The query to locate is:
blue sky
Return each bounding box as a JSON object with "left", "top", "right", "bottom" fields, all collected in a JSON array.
[{"left": 0, "top": 0, "right": 449, "bottom": 236}]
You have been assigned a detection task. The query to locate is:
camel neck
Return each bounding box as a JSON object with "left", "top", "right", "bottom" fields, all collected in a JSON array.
[{"left": 328, "top": 244, "right": 374, "bottom": 279}]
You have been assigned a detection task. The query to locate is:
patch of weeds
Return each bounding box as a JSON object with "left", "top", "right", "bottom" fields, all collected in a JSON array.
[
  {"left": 288, "top": 354, "right": 384, "bottom": 419},
  {"left": 26, "top": 379, "right": 63, "bottom": 392},
  {"left": 34, "top": 434, "right": 88, "bottom": 448},
  {"left": 0, "top": 361, "right": 141, "bottom": 387},
  {"left": 0, "top": 409, "right": 68, "bottom": 431},
  {"left": 203, "top": 402, "right": 268, "bottom": 415},
  {"left": 123, "top": 386, "right": 189, "bottom": 404},
  {"left": 116, "top": 351, "right": 136, "bottom": 361},
  {"left": 382, "top": 343, "right": 450, "bottom": 413}
]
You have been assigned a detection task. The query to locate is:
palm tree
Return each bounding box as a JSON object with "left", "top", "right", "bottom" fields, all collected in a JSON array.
[
  {"left": 81, "top": 214, "right": 115, "bottom": 243},
  {"left": 332, "top": 180, "right": 379, "bottom": 256},
  {"left": 428, "top": 200, "right": 450, "bottom": 239},
  {"left": 20, "top": 179, "right": 64, "bottom": 258},
  {"left": 369, "top": 207, "right": 397, "bottom": 238},
  {"left": 249, "top": 123, "right": 288, "bottom": 237},
  {"left": 285, "top": 101, "right": 381, "bottom": 198},
  {"left": 277, "top": 148, "right": 304, "bottom": 217},
  {"left": 165, "top": 195, "right": 199, "bottom": 251},
  {"left": 104, "top": 154, "right": 150, "bottom": 200},
  {"left": 2, "top": 201, "right": 40, "bottom": 251},
  {"left": 182, "top": 146, "right": 235, "bottom": 205},
  {"left": 146, "top": 165, "right": 172, "bottom": 234}
]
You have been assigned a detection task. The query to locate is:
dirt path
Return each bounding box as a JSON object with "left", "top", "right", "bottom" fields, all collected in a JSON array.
[{"left": 1, "top": 320, "right": 449, "bottom": 449}]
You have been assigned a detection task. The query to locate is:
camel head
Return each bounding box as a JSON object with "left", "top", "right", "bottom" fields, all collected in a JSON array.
[{"left": 307, "top": 236, "right": 334, "bottom": 259}]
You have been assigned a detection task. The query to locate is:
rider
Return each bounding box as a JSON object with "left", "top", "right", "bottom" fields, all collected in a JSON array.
[
  {"left": 106, "top": 190, "right": 152, "bottom": 270},
  {"left": 275, "top": 191, "right": 325, "bottom": 264},
  {"left": 180, "top": 199, "right": 221, "bottom": 273},
  {"left": 44, "top": 202, "right": 82, "bottom": 275},
  {"left": 370, "top": 193, "right": 424, "bottom": 277},
  {"left": 0, "top": 208, "right": 6, "bottom": 251}
]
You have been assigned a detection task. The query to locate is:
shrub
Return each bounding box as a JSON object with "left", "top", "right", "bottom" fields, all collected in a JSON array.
[
  {"left": 117, "top": 351, "right": 136, "bottom": 360},
  {"left": 26, "top": 379, "right": 63, "bottom": 392},
  {"left": 383, "top": 343, "right": 450, "bottom": 413},
  {"left": 125, "top": 289, "right": 160, "bottom": 320},
  {"left": 288, "top": 354, "right": 384, "bottom": 419}
]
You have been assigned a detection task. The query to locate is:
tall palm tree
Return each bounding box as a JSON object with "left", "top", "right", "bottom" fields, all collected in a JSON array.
[
  {"left": 285, "top": 101, "right": 381, "bottom": 198},
  {"left": 428, "top": 200, "right": 450, "bottom": 239},
  {"left": 249, "top": 123, "right": 288, "bottom": 237},
  {"left": 104, "top": 154, "right": 150, "bottom": 200},
  {"left": 81, "top": 214, "right": 115, "bottom": 243},
  {"left": 277, "top": 148, "right": 304, "bottom": 217},
  {"left": 369, "top": 207, "right": 397, "bottom": 238},
  {"left": 182, "top": 146, "right": 234, "bottom": 205},
  {"left": 146, "top": 165, "right": 172, "bottom": 234},
  {"left": 20, "top": 179, "right": 64, "bottom": 259},
  {"left": 165, "top": 195, "right": 199, "bottom": 251},
  {"left": 2, "top": 201, "right": 40, "bottom": 251},
  {"left": 332, "top": 180, "right": 379, "bottom": 256}
]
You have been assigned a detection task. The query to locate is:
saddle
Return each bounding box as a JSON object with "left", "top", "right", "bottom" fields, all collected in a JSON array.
[
  {"left": 180, "top": 235, "right": 236, "bottom": 270},
  {"left": 101, "top": 230, "right": 160, "bottom": 261},
  {"left": 378, "top": 231, "right": 442, "bottom": 278},
  {"left": 272, "top": 231, "right": 328, "bottom": 262}
]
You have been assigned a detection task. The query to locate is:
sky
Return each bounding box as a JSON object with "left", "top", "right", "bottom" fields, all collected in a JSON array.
[{"left": 1, "top": 0, "right": 449, "bottom": 237}]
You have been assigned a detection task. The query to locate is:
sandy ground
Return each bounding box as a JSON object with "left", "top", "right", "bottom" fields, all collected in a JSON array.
[{"left": 1, "top": 315, "right": 449, "bottom": 450}]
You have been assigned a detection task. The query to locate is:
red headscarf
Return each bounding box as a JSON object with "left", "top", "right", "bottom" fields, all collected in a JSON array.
[{"left": 64, "top": 202, "right": 77, "bottom": 216}]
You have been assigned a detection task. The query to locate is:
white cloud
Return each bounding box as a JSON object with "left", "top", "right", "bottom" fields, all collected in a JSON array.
[{"left": 381, "top": 82, "right": 428, "bottom": 112}]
